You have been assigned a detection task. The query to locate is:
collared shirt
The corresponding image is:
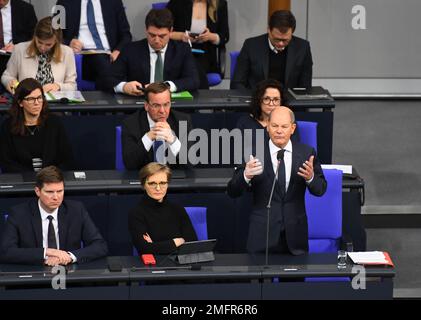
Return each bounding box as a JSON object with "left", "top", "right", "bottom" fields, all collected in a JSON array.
[
  {"left": 141, "top": 112, "right": 181, "bottom": 157},
  {"left": 39, "top": 200, "right": 77, "bottom": 262},
  {"left": 114, "top": 43, "right": 177, "bottom": 93},
  {"left": 268, "top": 37, "right": 283, "bottom": 54},
  {"left": 78, "top": 0, "right": 111, "bottom": 51},
  {"left": 1, "top": 1, "right": 12, "bottom": 45},
  {"left": 269, "top": 139, "right": 293, "bottom": 192}
]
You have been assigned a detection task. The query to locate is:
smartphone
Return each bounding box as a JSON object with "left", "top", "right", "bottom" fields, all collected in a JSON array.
[{"left": 189, "top": 32, "right": 200, "bottom": 38}]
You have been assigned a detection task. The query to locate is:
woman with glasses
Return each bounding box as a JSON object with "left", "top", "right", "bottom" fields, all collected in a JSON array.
[
  {"left": 1, "top": 16, "right": 76, "bottom": 94},
  {"left": 0, "top": 78, "right": 74, "bottom": 173},
  {"left": 129, "top": 162, "right": 197, "bottom": 255},
  {"left": 237, "top": 79, "right": 300, "bottom": 160}
]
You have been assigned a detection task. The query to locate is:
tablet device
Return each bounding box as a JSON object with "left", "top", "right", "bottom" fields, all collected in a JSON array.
[{"left": 176, "top": 239, "right": 217, "bottom": 264}]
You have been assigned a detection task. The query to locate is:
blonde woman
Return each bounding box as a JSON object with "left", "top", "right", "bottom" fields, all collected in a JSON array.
[{"left": 2, "top": 16, "right": 76, "bottom": 93}]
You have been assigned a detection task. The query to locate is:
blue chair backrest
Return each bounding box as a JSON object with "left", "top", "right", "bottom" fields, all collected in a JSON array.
[
  {"left": 185, "top": 207, "right": 208, "bottom": 240},
  {"left": 74, "top": 54, "right": 96, "bottom": 91},
  {"left": 115, "top": 126, "right": 125, "bottom": 171},
  {"left": 296, "top": 121, "right": 317, "bottom": 152},
  {"left": 306, "top": 169, "right": 342, "bottom": 253},
  {"left": 230, "top": 51, "right": 240, "bottom": 79},
  {"left": 152, "top": 2, "right": 167, "bottom": 9}
]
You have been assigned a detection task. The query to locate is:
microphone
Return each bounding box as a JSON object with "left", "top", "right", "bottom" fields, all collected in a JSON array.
[{"left": 265, "top": 150, "right": 284, "bottom": 266}]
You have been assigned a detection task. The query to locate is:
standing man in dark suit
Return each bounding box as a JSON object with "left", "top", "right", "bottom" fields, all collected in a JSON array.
[
  {"left": 0, "top": 0, "right": 37, "bottom": 77},
  {"left": 227, "top": 106, "right": 326, "bottom": 255},
  {"left": 122, "top": 82, "right": 192, "bottom": 170},
  {"left": 0, "top": 166, "right": 108, "bottom": 265},
  {"left": 100, "top": 8, "right": 199, "bottom": 94},
  {"left": 55, "top": 0, "right": 132, "bottom": 84},
  {"left": 231, "top": 10, "right": 313, "bottom": 90}
]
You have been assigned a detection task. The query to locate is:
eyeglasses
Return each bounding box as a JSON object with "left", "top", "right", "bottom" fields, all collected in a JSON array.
[
  {"left": 23, "top": 95, "right": 44, "bottom": 104},
  {"left": 146, "top": 181, "right": 168, "bottom": 189},
  {"left": 262, "top": 97, "right": 281, "bottom": 105},
  {"left": 149, "top": 102, "right": 171, "bottom": 109}
]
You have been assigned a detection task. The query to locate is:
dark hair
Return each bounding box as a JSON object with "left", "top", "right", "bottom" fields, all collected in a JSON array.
[
  {"left": 269, "top": 10, "right": 296, "bottom": 33},
  {"left": 144, "top": 82, "right": 171, "bottom": 103},
  {"left": 250, "top": 79, "right": 283, "bottom": 120},
  {"left": 27, "top": 16, "right": 63, "bottom": 63},
  {"left": 35, "top": 165, "right": 64, "bottom": 189},
  {"left": 139, "top": 162, "right": 172, "bottom": 187},
  {"left": 9, "top": 78, "right": 48, "bottom": 136},
  {"left": 145, "top": 8, "right": 173, "bottom": 29}
]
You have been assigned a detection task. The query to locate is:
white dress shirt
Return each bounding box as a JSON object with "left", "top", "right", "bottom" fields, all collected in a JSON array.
[
  {"left": 141, "top": 112, "right": 182, "bottom": 158},
  {"left": 78, "top": 0, "right": 111, "bottom": 51},
  {"left": 1, "top": 2, "right": 12, "bottom": 45},
  {"left": 39, "top": 200, "right": 77, "bottom": 262},
  {"left": 114, "top": 43, "right": 177, "bottom": 93}
]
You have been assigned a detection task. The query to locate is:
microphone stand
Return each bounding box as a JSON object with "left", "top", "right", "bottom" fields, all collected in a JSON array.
[{"left": 265, "top": 159, "right": 281, "bottom": 266}]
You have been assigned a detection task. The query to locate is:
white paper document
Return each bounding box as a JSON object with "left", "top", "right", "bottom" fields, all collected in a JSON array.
[{"left": 321, "top": 164, "right": 353, "bottom": 174}]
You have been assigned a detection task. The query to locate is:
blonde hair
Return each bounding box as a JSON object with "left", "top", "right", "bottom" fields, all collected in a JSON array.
[
  {"left": 139, "top": 163, "right": 172, "bottom": 186},
  {"left": 208, "top": 0, "right": 219, "bottom": 23},
  {"left": 27, "top": 16, "right": 63, "bottom": 64}
]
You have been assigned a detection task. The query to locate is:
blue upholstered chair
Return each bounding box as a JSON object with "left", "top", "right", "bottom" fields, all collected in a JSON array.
[
  {"left": 152, "top": 2, "right": 167, "bottom": 9},
  {"left": 207, "top": 73, "right": 222, "bottom": 87},
  {"left": 74, "top": 54, "right": 96, "bottom": 91},
  {"left": 115, "top": 126, "right": 125, "bottom": 171},
  {"left": 185, "top": 207, "right": 208, "bottom": 240},
  {"left": 306, "top": 169, "right": 343, "bottom": 253},
  {"left": 296, "top": 121, "right": 317, "bottom": 152},
  {"left": 229, "top": 51, "right": 240, "bottom": 79}
]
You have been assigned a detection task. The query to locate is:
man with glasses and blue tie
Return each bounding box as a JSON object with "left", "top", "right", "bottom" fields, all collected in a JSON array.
[
  {"left": 231, "top": 10, "right": 313, "bottom": 90},
  {"left": 56, "top": 0, "right": 132, "bottom": 84},
  {"left": 0, "top": 166, "right": 108, "bottom": 266},
  {"left": 100, "top": 8, "right": 199, "bottom": 95},
  {"left": 121, "top": 82, "right": 192, "bottom": 170}
]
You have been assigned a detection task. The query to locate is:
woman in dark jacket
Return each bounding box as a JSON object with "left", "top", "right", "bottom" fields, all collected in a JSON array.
[
  {"left": 0, "top": 78, "right": 74, "bottom": 173},
  {"left": 167, "top": 0, "right": 229, "bottom": 88}
]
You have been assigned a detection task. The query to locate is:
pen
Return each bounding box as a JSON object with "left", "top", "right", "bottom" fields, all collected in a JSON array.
[{"left": 185, "top": 30, "right": 192, "bottom": 48}]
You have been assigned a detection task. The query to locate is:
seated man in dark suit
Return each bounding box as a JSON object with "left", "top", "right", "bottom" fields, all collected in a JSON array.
[
  {"left": 55, "top": 0, "right": 132, "bottom": 84},
  {"left": 0, "top": 166, "right": 108, "bottom": 265},
  {"left": 231, "top": 10, "right": 313, "bottom": 90},
  {"left": 0, "top": 0, "right": 37, "bottom": 78},
  {"left": 227, "top": 106, "right": 326, "bottom": 255},
  {"left": 99, "top": 8, "right": 200, "bottom": 95},
  {"left": 122, "top": 82, "right": 192, "bottom": 170}
]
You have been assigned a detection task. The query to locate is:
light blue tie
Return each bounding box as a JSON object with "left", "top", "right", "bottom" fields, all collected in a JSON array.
[{"left": 87, "top": 0, "right": 104, "bottom": 50}]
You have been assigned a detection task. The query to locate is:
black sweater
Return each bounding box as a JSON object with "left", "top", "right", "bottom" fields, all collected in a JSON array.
[
  {"left": 128, "top": 195, "right": 198, "bottom": 255},
  {"left": 0, "top": 114, "right": 74, "bottom": 173}
]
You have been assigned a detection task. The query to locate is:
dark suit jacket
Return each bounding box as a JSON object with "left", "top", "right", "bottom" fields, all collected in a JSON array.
[
  {"left": 122, "top": 109, "right": 192, "bottom": 170},
  {"left": 0, "top": 200, "right": 108, "bottom": 265},
  {"left": 167, "top": 0, "right": 229, "bottom": 73},
  {"left": 10, "top": 0, "right": 37, "bottom": 45},
  {"left": 55, "top": 0, "right": 132, "bottom": 52},
  {"left": 230, "top": 34, "right": 313, "bottom": 90},
  {"left": 227, "top": 140, "right": 326, "bottom": 255},
  {"left": 100, "top": 39, "right": 200, "bottom": 92}
]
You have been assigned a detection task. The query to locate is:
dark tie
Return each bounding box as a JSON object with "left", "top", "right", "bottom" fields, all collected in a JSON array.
[
  {"left": 277, "top": 149, "right": 286, "bottom": 197},
  {"left": 154, "top": 50, "right": 163, "bottom": 82},
  {"left": 0, "top": 9, "right": 4, "bottom": 49},
  {"left": 47, "top": 216, "right": 57, "bottom": 249},
  {"left": 87, "top": 0, "right": 104, "bottom": 50},
  {"left": 153, "top": 140, "right": 164, "bottom": 163}
]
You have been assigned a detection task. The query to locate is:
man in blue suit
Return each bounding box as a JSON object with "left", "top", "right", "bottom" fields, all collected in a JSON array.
[
  {"left": 227, "top": 106, "right": 327, "bottom": 255},
  {"left": 99, "top": 8, "right": 200, "bottom": 94},
  {"left": 55, "top": 0, "right": 132, "bottom": 83},
  {"left": 0, "top": 166, "right": 108, "bottom": 266}
]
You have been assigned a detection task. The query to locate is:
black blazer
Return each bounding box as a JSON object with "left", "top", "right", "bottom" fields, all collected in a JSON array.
[
  {"left": 10, "top": 0, "right": 37, "bottom": 45},
  {"left": 122, "top": 109, "right": 192, "bottom": 170},
  {"left": 0, "top": 200, "right": 108, "bottom": 265},
  {"left": 55, "top": 0, "right": 132, "bottom": 51},
  {"left": 167, "top": 0, "right": 229, "bottom": 73},
  {"left": 227, "top": 140, "right": 326, "bottom": 255},
  {"left": 101, "top": 39, "right": 200, "bottom": 92},
  {"left": 0, "top": 115, "right": 74, "bottom": 173},
  {"left": 231, "top": 34, "right": 313, "bottom": 90}
]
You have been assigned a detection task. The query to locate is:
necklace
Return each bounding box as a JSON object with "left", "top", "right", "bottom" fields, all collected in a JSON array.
[{"left": 26, "top": 125, "right": 38, "bottom": 136}]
